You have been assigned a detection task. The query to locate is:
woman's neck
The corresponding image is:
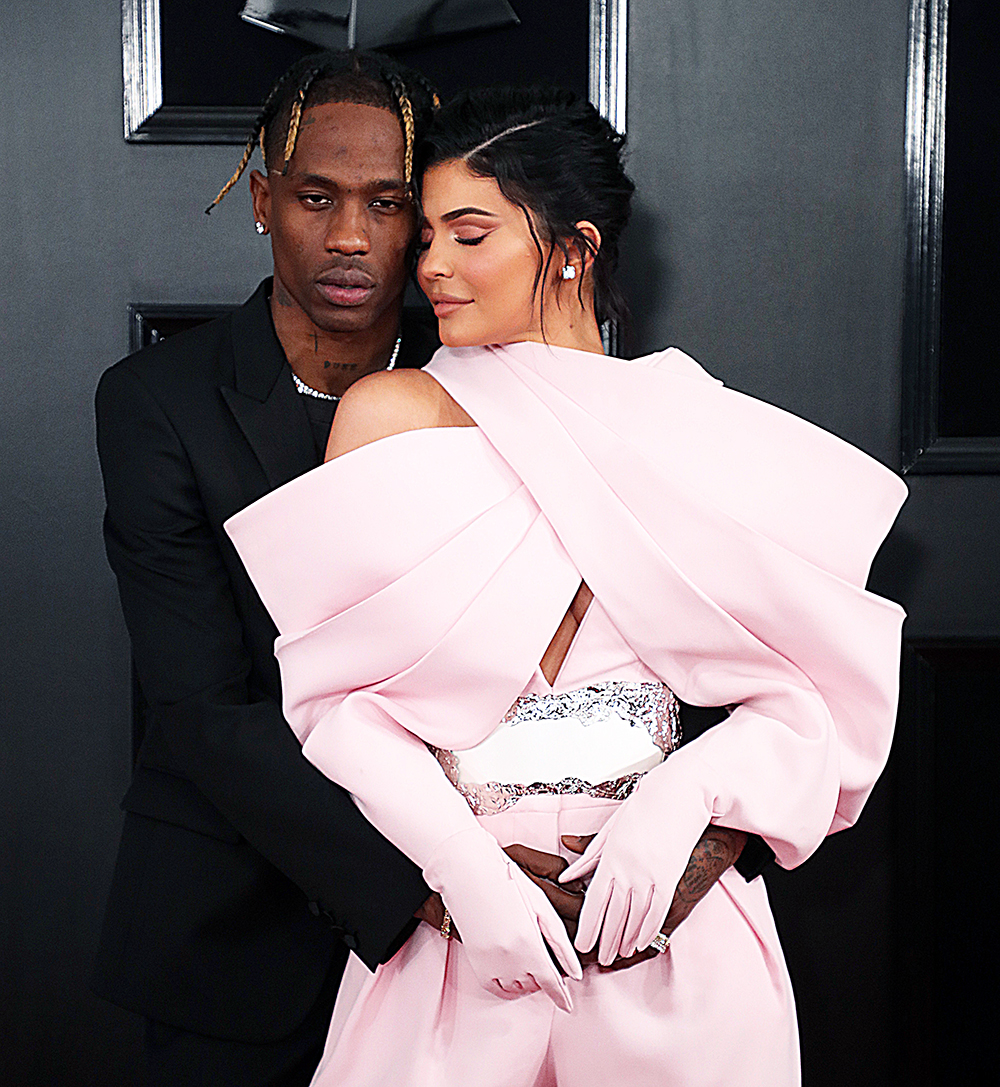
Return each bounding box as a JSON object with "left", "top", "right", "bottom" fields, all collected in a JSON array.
[{"left": 517, "top": 307, "right": 606, "bottom": 355}]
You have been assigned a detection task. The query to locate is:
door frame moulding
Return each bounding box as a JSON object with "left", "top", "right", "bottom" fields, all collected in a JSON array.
[
  {"left": 127, "top": 302, "right": 237, "bottom": 353},
  {"left": 901, "top": 0, "right": 1000, "bottom": 473},
  {"left": 589, "top": 0, "right": 626, "bottom": 135},
  {"left": 892, "top": 637, "right": 1000, "bottom": 1078},
  {"left": 589, "top": 0, "right": 627, "bottom": 354},
  {"left": 123, "top": 1, "right": 627, "bottom": 145},
  {"left": 122, "top": 0, "right": 260, "bottom": 143}
]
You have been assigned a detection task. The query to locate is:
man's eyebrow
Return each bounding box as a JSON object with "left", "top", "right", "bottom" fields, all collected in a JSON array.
[
  {"left": 291, "top": 174, "right": 407, "bottom": 191},
  {"left": 369, "top": 177, "right": 408, "bottom": 192},
  {"left": 292, "top": 172, "right": 337, "bottom": 186},
  {"left": 440, "top": 206, "right": 500, "bottom": 222}
]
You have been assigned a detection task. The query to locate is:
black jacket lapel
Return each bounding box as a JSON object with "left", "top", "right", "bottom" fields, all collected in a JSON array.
[{"left": 221, "top": 281, "right": 316, "bottom": 490}]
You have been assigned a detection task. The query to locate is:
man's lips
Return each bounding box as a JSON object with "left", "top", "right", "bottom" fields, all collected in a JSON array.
[
  {"left": 316, "top": 269, "right": 376, "bottom": 307},
  {"left": 430, "top": 296, "right": 472, "bottom": 318}
]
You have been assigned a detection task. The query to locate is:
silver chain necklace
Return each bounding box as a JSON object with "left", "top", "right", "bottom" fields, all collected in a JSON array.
[{"left": 292, "top": 334, "right": 402, "bottom": 401}]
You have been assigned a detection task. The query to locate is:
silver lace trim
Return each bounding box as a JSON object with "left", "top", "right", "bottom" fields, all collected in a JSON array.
[{"left": 431, "top": 681, "right": 681, "bottom": 816}]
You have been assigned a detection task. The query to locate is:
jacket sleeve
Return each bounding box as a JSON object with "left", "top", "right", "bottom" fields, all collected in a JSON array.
[{"left": 95, "top": 361, "right": 429, "bottom": 968}]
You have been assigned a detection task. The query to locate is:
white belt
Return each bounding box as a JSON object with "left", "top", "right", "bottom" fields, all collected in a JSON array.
[{"left": 431, "top": 681, "right": 681, "bottom": 816}]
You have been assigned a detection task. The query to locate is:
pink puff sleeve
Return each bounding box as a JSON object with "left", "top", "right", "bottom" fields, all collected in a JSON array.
[{"left": 225, "top": 427, "right": 582, "bottom": 1005}]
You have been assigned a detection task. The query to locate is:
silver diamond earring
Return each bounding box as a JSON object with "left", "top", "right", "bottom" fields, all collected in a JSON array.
[
  {"left": 561, "top": 265, "right": 577, "bottom": 280},
  {"left": 255, "top": 221, "right": 267, "bottom": 235}
]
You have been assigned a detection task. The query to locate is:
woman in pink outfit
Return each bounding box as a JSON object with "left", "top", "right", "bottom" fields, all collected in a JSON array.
[{"left": 226, "top": 87, "right": 906, "bottom": 1086}]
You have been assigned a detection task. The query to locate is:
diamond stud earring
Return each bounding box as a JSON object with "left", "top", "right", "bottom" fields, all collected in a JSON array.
[
  {"left": 255, "top": 221, "right": 267, "bottom": 235},
  {"left": 561, "top": 265, "right": 577, "bottom": 280}
]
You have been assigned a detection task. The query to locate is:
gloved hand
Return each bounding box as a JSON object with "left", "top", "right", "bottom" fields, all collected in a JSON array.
[
  {"left": 560, "top": 753, "right": 721, "bottom": 964},
  {"left": 424, "top": 826, "right": 582, "bottom": 1010}
]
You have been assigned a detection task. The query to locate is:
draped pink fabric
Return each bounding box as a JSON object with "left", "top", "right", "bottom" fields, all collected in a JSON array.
[
  {"left": 224, "top": 342, "right": 906, "bottom": 1085},
  {"left": 423, "top": 343, "right": 907, "bottom": 861}
]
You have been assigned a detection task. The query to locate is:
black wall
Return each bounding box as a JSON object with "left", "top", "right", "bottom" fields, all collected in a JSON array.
[{"left": 2, "top": 2, "right": 932, "bottom": 1083}]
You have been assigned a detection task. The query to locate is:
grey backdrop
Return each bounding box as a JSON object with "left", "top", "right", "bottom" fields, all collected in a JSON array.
[
  {"left": 623, "top": 5, "right": 909, "bottom": 1081},
  {"left": 1, "top": 1, "right": 950, "bottom": 1083},
  {"left": 2, "top": 5, "right": 271, "bottom": 1083}
]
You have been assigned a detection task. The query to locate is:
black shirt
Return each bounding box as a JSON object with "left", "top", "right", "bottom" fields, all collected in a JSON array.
[{"left": 292, "top": 308, "right": 441, "bottom": 461}]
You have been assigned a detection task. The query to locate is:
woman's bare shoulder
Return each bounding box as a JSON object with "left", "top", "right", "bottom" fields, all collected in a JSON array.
[{"left": 325, "top": 368, "right": 476, "bottom": 460}]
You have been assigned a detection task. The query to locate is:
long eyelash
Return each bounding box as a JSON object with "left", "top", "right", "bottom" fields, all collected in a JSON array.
[{"left": 456, "top": 236, "right": 487, "bottom": 246}]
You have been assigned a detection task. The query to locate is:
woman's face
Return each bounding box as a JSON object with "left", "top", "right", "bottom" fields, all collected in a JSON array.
[{"left": 416, "top": 159, "right": 551, "bottom": 347}]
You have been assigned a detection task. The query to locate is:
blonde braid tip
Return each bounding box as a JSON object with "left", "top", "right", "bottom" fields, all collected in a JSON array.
[{"left": 205, "top": 134, "right": 256, "bottom": 215}]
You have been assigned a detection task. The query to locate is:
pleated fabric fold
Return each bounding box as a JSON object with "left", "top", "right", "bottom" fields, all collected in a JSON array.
[
  {"left": 226, "top": 340, "right": 905, "bottom": 874},
  {"left": 425, "top": 342, "right": 907, "bottom": 866},
  {"left": 222, "top": 342, "right": 905, "bottom": 1085}
]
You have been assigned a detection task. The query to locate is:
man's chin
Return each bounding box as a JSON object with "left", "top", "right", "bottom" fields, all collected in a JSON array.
[{"left": 308, "top": 302, "right": 381, "bottom": 334}]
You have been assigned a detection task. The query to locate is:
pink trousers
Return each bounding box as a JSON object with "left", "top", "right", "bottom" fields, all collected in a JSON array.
[{"left": 312, "top": 798, "right": 799, "bottom": 1086}]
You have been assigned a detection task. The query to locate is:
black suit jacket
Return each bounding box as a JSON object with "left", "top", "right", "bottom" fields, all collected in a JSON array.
[{"left": 93, "top": 280, "right": 438, "bottom": 1043}]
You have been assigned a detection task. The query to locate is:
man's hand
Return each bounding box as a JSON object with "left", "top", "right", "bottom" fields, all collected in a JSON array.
[
  {"left": 412, "top": 846, "right": 582, "bottom": 950},
  {"left": 413, "top": 847, "right": 586, "bottom": 959},
  {"left": 414, "top": 891, "right": 460, "bottom": 940},
  {"left": 505, "top": 838, "right": 735, "bottom": 971},
  {"left": 560, "top": 825, "right": 748, "bottom": 969},
  {"left": 503, "top": 843, "right": 675, "bottom": 972},
  {"left": 502, "top": 844, "right": 604, "bottom": 967},
  {"left": 657, "top": 826, "right": 747, "bottom": 936},
  {"left": 415, "top": 826, "right": 746, "bottom": 970}
]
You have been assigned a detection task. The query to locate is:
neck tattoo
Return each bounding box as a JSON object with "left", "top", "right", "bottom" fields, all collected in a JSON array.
[{"left": 292, "top": 334, "right": 402, "bottom": 401}]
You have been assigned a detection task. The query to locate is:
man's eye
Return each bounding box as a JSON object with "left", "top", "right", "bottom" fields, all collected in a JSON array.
[
  {"left": 372, "top": 199, "right": 405, "bottom": 211},
  {"left": 300, "top": 193, "right": 330, "bottom": 206}
]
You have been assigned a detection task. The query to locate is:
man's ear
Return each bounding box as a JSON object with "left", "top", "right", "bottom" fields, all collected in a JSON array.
[{"left": 249, "top": 169, "right": 271, "bottom": 230}]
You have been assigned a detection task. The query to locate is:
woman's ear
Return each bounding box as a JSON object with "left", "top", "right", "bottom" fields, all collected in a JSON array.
[
  {"left": 551, "top": 222, "right": 603, "bottom": 303},
  {"left": 573, "top": 221, "right": 602, "bottom": 277}
]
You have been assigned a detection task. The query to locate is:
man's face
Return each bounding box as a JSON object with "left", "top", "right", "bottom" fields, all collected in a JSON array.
[{"left": 250, "top": 101, "right": 414, "bottom": 333}]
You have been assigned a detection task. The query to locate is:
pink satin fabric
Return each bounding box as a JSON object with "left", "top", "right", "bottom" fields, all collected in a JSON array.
[{"left": 225, "top": 342, "right": 905, "bottom": 1085}]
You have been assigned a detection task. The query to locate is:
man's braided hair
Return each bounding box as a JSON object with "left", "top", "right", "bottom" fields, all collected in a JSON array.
[{"left": 206, "top": 50, "right": 440, "bottom": 214}]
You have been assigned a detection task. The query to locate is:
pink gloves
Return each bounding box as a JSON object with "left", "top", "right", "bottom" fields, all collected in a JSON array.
[
  {"left": 424, "top": 826, "right": 581, "bottom": 1010},
  {"left": 561, "top": 751, "right": 721, "bottom": 963},
  {"left": 297, "top": 693, "right": 581, "bottom": 1009}
]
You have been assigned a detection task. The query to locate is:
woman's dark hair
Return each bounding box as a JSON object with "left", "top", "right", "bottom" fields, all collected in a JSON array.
[
  {"left": 207, "top": 49, "right": 439, "bottom": 213},
  {"left": 417, "top": 85, "right": 635, "bottom": 330}
]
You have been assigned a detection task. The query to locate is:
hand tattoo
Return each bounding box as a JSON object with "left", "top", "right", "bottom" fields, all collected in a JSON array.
[
  {"left": 676, "top": 831, "right": 738, "bottom": 903},
  {"left": 662, "top": 826, "right": 747, "bottom": 936}
]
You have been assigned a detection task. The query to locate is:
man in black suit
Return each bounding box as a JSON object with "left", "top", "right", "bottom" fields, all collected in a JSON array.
[
  {"left": 93, "top": 53, "right": 447, "bottom": 1086},
  {"left": 94, "top": 48, "right": 768, "bottom": 1087}
]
